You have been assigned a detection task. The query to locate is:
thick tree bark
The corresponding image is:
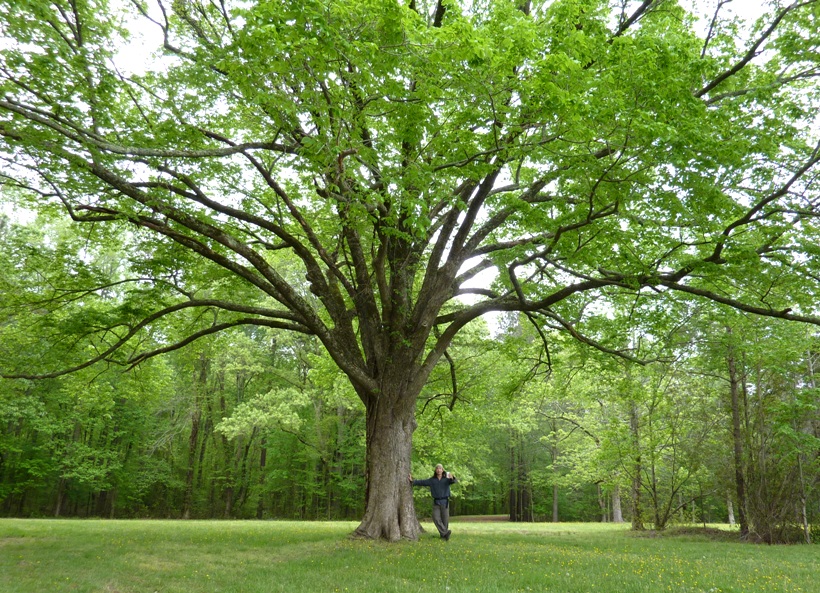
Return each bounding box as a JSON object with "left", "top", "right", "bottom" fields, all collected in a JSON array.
[{"left": 352, "top": 392, "right": 420, "bottom": 541}]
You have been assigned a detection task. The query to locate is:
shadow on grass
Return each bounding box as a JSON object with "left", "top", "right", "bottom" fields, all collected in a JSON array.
[{"left": 631, "top": 526, "right": 742, "bottom": 542}]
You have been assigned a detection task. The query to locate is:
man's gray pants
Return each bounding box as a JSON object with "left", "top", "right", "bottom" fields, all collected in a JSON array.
[{"left": 432, "top": 503, "right": 449, "bottom": 536}]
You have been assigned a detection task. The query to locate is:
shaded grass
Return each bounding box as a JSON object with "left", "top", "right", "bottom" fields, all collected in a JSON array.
[{"left": 0, "top": 519, "right": 817, "bottom": 593}]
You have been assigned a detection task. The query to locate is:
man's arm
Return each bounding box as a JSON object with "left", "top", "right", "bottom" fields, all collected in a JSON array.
[{"left": 410, "top": 476, "right": 435, "bottom": 486}]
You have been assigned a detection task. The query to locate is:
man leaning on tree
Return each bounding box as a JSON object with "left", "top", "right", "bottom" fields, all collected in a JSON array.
[{"left": 409, "top": 464, "right": 458, "bottom": 540}]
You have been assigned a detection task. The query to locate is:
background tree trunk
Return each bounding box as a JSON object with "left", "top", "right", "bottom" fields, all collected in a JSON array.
[
  {"left": 727, "top": 329, "right": 749, "bottom": 538},
  {"left": 256, "top": 437, "right": 267, "bottom": 519},
  {"left": 612, "top": 486, "right": 623, "bottom": 523},
  {"left": 629, "top": 401, "right": 644, "bottom": 530}
]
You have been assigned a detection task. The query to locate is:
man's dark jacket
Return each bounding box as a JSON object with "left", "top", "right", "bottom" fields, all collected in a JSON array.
[{"left": 412, "top": 475, "right": 457, "bottom": 505}]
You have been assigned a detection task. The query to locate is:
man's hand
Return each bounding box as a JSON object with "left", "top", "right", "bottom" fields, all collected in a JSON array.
[{"left": 408, "top": 473, "right": 413, "bottom": 483}]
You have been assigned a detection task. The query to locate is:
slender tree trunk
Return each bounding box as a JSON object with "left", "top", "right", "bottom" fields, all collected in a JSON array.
[
  {"left": 550, "top": 422, "right": 559, "bottom": 522},
  {"left": 195, "top": 415, "right": 211, "bottom": 488},
  {"left": 54, "top": 477, "right": 66, "bottom": 517},
  {"left": 797, "top": 454, "right": 811, "bottom": 544},
  {"left": 219, "top": 387, "right": 235, "bottom": 519},
  {"left": 55, "top": 420, "right": 83, "bottom": 518},
  {"left": 509, "top": 444, "right": 518, "bottom": 521},
  {"left": 256, "top": 437, "right": 267, "bottom": 519},
  {"left": 629, "top": 401, "right": 644, "bottom": 530},
  {"left": 15, "top": 489, "right": 26, "bottom": 515},
  {"left": 612, "top": 485, "right": 623, "bottom": 523},
  {"left": 727, "top": 329, "right": 749, "bottom": 538},
  {"left": 182, "top": 408, "right": 200, "bottom": 520},
  {"left": 183, "top": 354, "right": 209, "bottom": 519},
  {"left": 727, "top": 491, "right": 736, "bottom": 526},
  {"left": 331, "top": 405, "right": 346, "bottom": 518},
  {"left": 650, "top": 447, "right": 662, "bottom": 530},
  {"left": 223, "top": 436, "right": 237, "bottom": 519},
  {"left": 523, "top": 480, "right": 533, "bottom": 522},
  {"left": 799, "top": 350, "right": 814, "bottom": 544},
  {"left": 508, "top": 431, "right": 532, "bottom": 522},
  {"left": 236, "top": 428, "right": 256, "bottom": 513}
]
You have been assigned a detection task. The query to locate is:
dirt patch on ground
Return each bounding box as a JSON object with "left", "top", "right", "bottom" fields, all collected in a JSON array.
[
  {"left": 632, "top": 526, "right": 740, "bottom": 542},
  {"left": 0, "top": 536, "right": 31, "bottom": 546},
  {"left": 451, "top": 515, "right": 509, "bottom": 522}
]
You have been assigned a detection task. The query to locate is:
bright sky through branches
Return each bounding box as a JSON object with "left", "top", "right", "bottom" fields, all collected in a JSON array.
[{"left": 0, "top": 0, "right": 782, "bottom": 226}]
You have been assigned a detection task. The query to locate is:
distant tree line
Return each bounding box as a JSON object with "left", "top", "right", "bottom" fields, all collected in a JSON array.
[{"left": 1, "top": 223, "right": 817, "bottom": 543}]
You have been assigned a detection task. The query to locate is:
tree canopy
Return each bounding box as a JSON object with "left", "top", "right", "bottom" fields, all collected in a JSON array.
[{"left": 1, "top": 0, "right": 820, "bottom": 539}]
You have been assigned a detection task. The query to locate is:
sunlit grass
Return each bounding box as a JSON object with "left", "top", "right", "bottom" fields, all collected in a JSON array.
[{"left": 0, "top": 519, "right": 816, "bottom": 593}]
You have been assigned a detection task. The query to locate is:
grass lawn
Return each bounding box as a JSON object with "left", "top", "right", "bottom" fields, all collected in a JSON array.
[{"left": 0, "top": 518, "right": 816, "bottom": 593}]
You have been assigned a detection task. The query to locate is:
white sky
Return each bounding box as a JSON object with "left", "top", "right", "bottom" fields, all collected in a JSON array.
[
  {"left": 684, "top": 0, "right": 768, "bottom": 20},
  {"left": 113, "top": 0, "right": 774, "bottom": 74}
]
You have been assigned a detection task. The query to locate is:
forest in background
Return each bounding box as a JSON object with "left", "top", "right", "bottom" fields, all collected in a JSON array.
[{"left": 1, "top": 217, "right": 817, "bottom": 544}]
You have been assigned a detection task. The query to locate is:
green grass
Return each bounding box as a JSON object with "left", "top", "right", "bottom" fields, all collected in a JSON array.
[{"left": 0, "top": 519, "right": 816, "bottom": 593}]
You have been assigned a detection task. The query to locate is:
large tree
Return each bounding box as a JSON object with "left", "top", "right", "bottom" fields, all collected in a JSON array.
[{"left": 2, "top": 0, "right": 820, "bottom": 539}]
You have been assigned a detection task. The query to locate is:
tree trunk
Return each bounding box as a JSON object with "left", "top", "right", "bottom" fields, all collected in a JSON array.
[
  {"left": 509, "top": 445, "right": 517, "bottom": 521},
  {"left": 352, "top": 392, "right": 420, "bottom": 541},
  {"left": 797, "top": 454, "right": 811, "bottom": 544},
  {"left": 629, "top": 401, "right": 644, "bottom": 530},
  {"left": 184, "top": 354, "right": 209, "bottom": 519},
  {"left": 54, "top": 477, "right": 66, "bottom": 517},
  {"left": 612, "top": 485, "right": 623, "bottom": 523},
  {"left": 236, "top": 430, "right": 255, "bottom": 513},
  {"left": 727, "top": 329, "right": 749, "bottom": 538},
  {"left": 508, "top": 431, "right": 532, "bottom": 522},
  {"left": 727, "top": 491, "right": 735, "bottom": 526},
  {"left": 331, "top": 405, "right": 346, "bottom": 518},
  {"left": 256, "top": 437, "right": 267, "bottom": 519},
  {"left": 181, "top": 408, "right": 200, "bottom": 520},
  {"left": 550, "top": 423, "right": 559, "bottom": 522},
  {"left": 799, "top": 352, "right": 813, "bottom": 544}
]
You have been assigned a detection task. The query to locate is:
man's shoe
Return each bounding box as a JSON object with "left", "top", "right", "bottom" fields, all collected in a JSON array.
[{"left": 444, "top": 530, "right": 451, "bottom": 541}]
